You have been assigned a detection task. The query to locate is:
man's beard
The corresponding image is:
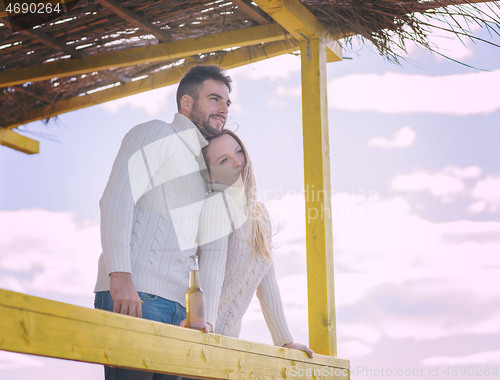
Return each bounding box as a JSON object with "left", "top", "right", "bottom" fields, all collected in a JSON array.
[{"left": 190, "top": 103, "right": 224, "bottom": 138}]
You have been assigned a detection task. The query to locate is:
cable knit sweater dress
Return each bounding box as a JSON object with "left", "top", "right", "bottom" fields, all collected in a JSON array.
[{"left": 199, "top": 191, "right": 294, "bottom": 347}]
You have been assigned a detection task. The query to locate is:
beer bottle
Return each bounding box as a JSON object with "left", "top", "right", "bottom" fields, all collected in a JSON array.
[{"left": 185, "top": 255, "right": 206, "bottom": 330}]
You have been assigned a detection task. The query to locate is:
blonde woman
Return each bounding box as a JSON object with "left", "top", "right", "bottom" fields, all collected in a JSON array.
[{"left": 197, "top": 130, "right": 313, "bottom": 357}]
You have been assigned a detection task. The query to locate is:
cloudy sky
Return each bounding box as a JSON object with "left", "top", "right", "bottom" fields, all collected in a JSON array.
[{"left": 1, "top": 10, "right": 500, "bottom": 379}]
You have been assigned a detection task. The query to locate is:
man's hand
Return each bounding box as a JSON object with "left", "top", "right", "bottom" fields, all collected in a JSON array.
[
  {"left": 109, "top": 272, "right": 142, "bottom": 318},
  {"left": 179, "top": 319, "right": 213, "bottom": 333},
  {"left": 283, "top": 342, "right": 314, "bottom": 358}
]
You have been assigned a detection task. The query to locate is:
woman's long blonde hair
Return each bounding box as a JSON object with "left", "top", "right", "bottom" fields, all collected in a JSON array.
[{"left": 203, "top": 130, "right": 271, "bottom": 260}]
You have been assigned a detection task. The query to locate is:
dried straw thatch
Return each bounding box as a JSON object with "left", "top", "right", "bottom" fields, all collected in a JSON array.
[
  {"left": 0, "top": 0, "right": 499, "bottom": 131},
  {"left": 302, "top": 0, "right": 500, "bottom": 63},
  {"left": 1, "top": 0, "right": 259, "bottom": 129}
]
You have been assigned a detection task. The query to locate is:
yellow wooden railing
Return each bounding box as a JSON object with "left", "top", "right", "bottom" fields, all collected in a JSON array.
[{"left": 0, "top": 289, "right": 349, "bottom": 379}]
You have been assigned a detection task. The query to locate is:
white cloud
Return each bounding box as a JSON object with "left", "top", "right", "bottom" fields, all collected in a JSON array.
[
  {"left": 379, "top": 8, "right": 483, "bottom": 62},
  {"left": 275, "top": 84, "right": 301, "bottom": 98},
  {"left": 327, "top": 70, "right": 500, "bottom": 115},
  {"left": 391, "top": 165, "right": 482, "bottom": 202},
  {"left": 392, "top": 170, "right": 462, "bottom": 201},
  {"left": 469, "top": 201, "right": 487, "bottom": 213},
  {"left": 273, "top": 70, "right": 500, "bottom": 115},
  {"left": 339, "top": 324, "right": 382, "bottom": 345},
  {"left": 422, "top": 350, "right": 500, "bottom": 366},
  {"left": 338, "top": 341, "right": 374, "bottom": 359},
  {"left": 341, "top": 5, "right": 489, "bottom": 64},
  {"left": 0, "top": 209, "right": 100, "bottom": 297},
  {"left": 0, "top": 354, "right": 103, "bottom": 379},
  {"left": 100, "top": 85, "right": 176, "bottom": 116},
  {"left": 470, "top": 175, "right": 500, "bottom": 213},
  {"left": 229, "top": 55, "right": 302, "bottom": 110},
  {"left": 391, "top": 166, "right": 500, "bottom": 213},
  {"left": 426, "top": 2, "right": 500, "bottom": 64},
  {"left": 0, "top": 351, "right": 42, "bottom": 370},
  {"left": 428, "top": 32, "right": 475, "bottom": 62},
  {"left": 392, "top": 172, "right": 464, "bottom": 199},
  {"left": 225, "top": 78, "right": 244, "bottom": 115},
  {"left": 368, "top": 126, "right": 416, "bottom": 149},
  {"left": 383, "top": 312, "right": 500, "bottom": 341},
  {"left": 246, "top": 193, "right": 500, "bottom": 354},
  {"left": 266, "top": 98, "right": 287, "bottom": 108},
  {"left": 442, "top": 165, "right": 482, "bottom": 179},
  {"left": 415, "top": 11, "right": 479, "bottom": 62},
  {"left": 229, "top": 54, "right": 301, "bottom": 82}
]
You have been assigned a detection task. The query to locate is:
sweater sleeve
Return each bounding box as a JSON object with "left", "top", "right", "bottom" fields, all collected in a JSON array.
[
  {"left": 256, "top": 203, "right": 294, "bottom": 346},
  {"left": 100, "top": 120, "right": 169, "bottom": 275},
  {"left": 256, "top": 264, "right": 294, "bottom": 346},
  {"left": 198, "top": 194, "right": 230, "bottom": 327},
  {"left": 199, "top": 236, "right": 228, "bottom": 327}
]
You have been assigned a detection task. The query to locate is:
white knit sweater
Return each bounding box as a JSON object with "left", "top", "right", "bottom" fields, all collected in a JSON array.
[
  {"left": 95, "top": 114, "right": 226, "bottom": 308},
  {"left": 199, "top": 199, "right": 294, "bottom": 347}
]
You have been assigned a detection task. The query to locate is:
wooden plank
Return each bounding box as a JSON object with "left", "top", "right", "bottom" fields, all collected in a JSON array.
[
  {"left": 0, "top": 23, "right": 289, "bottom": 87},
  {"left": 3, "top": 40, "right": 299, "bottom": 130},
  {"left": 0, "top": 289, "right": 350, "bottom": 379},
  {"left": 300, "top": 38, "right": 336, "bottom": 356},
  {"left": 253, "top": 0, "right": 342, "bottom": 62},
  {"left": 0, "top": 128, "right": 39, "bottom": 154}
]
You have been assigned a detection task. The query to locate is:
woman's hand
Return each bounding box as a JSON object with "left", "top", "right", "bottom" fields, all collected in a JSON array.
[
  {"left": 283, "top": 342, "right": 314, "bottom": 358},
  {"left": 179, "top": 319, "right": 213, "bottom": 333}
]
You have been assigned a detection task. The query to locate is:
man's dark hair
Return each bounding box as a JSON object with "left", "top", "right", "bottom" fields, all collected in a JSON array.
[{"left": 176, "top": 65, "right": 232, "bottom": 110}]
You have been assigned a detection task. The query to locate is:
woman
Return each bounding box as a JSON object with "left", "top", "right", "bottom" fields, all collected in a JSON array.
[{"left": 197, "top": 129, "right": 313, "bottom": 358}]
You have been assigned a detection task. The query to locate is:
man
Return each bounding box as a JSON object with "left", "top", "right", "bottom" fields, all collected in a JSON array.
[{"left": 94, "top": 65, "right": 232, "bottom": 380}]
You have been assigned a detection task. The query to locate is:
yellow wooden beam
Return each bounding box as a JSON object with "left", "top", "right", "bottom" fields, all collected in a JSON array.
[
  {"left": 253, "top": 0, "right": 342, "bottom": 62},
  {"left": 0, "top": 23, "right": 289, "bottom": 87},
  {"left": 0, "top": 128, "right": 39, "bottom": 154},
  {"left": 0, "top": 289, "right": 350, "bottom": 379},
  {"left": 4, "top": 40, "right": 298, "bottom": 130},
  {"left": 300, "top": 38, "right": 336, "bottom": 356}
]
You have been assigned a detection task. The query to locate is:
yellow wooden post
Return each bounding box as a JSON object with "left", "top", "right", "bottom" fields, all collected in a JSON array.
[{"left": 300, "top": 37, "right": 336, "bottom": 356}]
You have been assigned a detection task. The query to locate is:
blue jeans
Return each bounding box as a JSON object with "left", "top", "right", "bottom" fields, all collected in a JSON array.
[{"left": 94, "top": 291, "right": 186, "bottom": 380}]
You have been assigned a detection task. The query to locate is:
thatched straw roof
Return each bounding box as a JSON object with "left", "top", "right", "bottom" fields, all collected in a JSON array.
[
  {"left": 1, "top": 0, "right": 499, "bottom": 131},
  {"left": 303, "top": 0, "right": 500, "bottom": 62}
]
